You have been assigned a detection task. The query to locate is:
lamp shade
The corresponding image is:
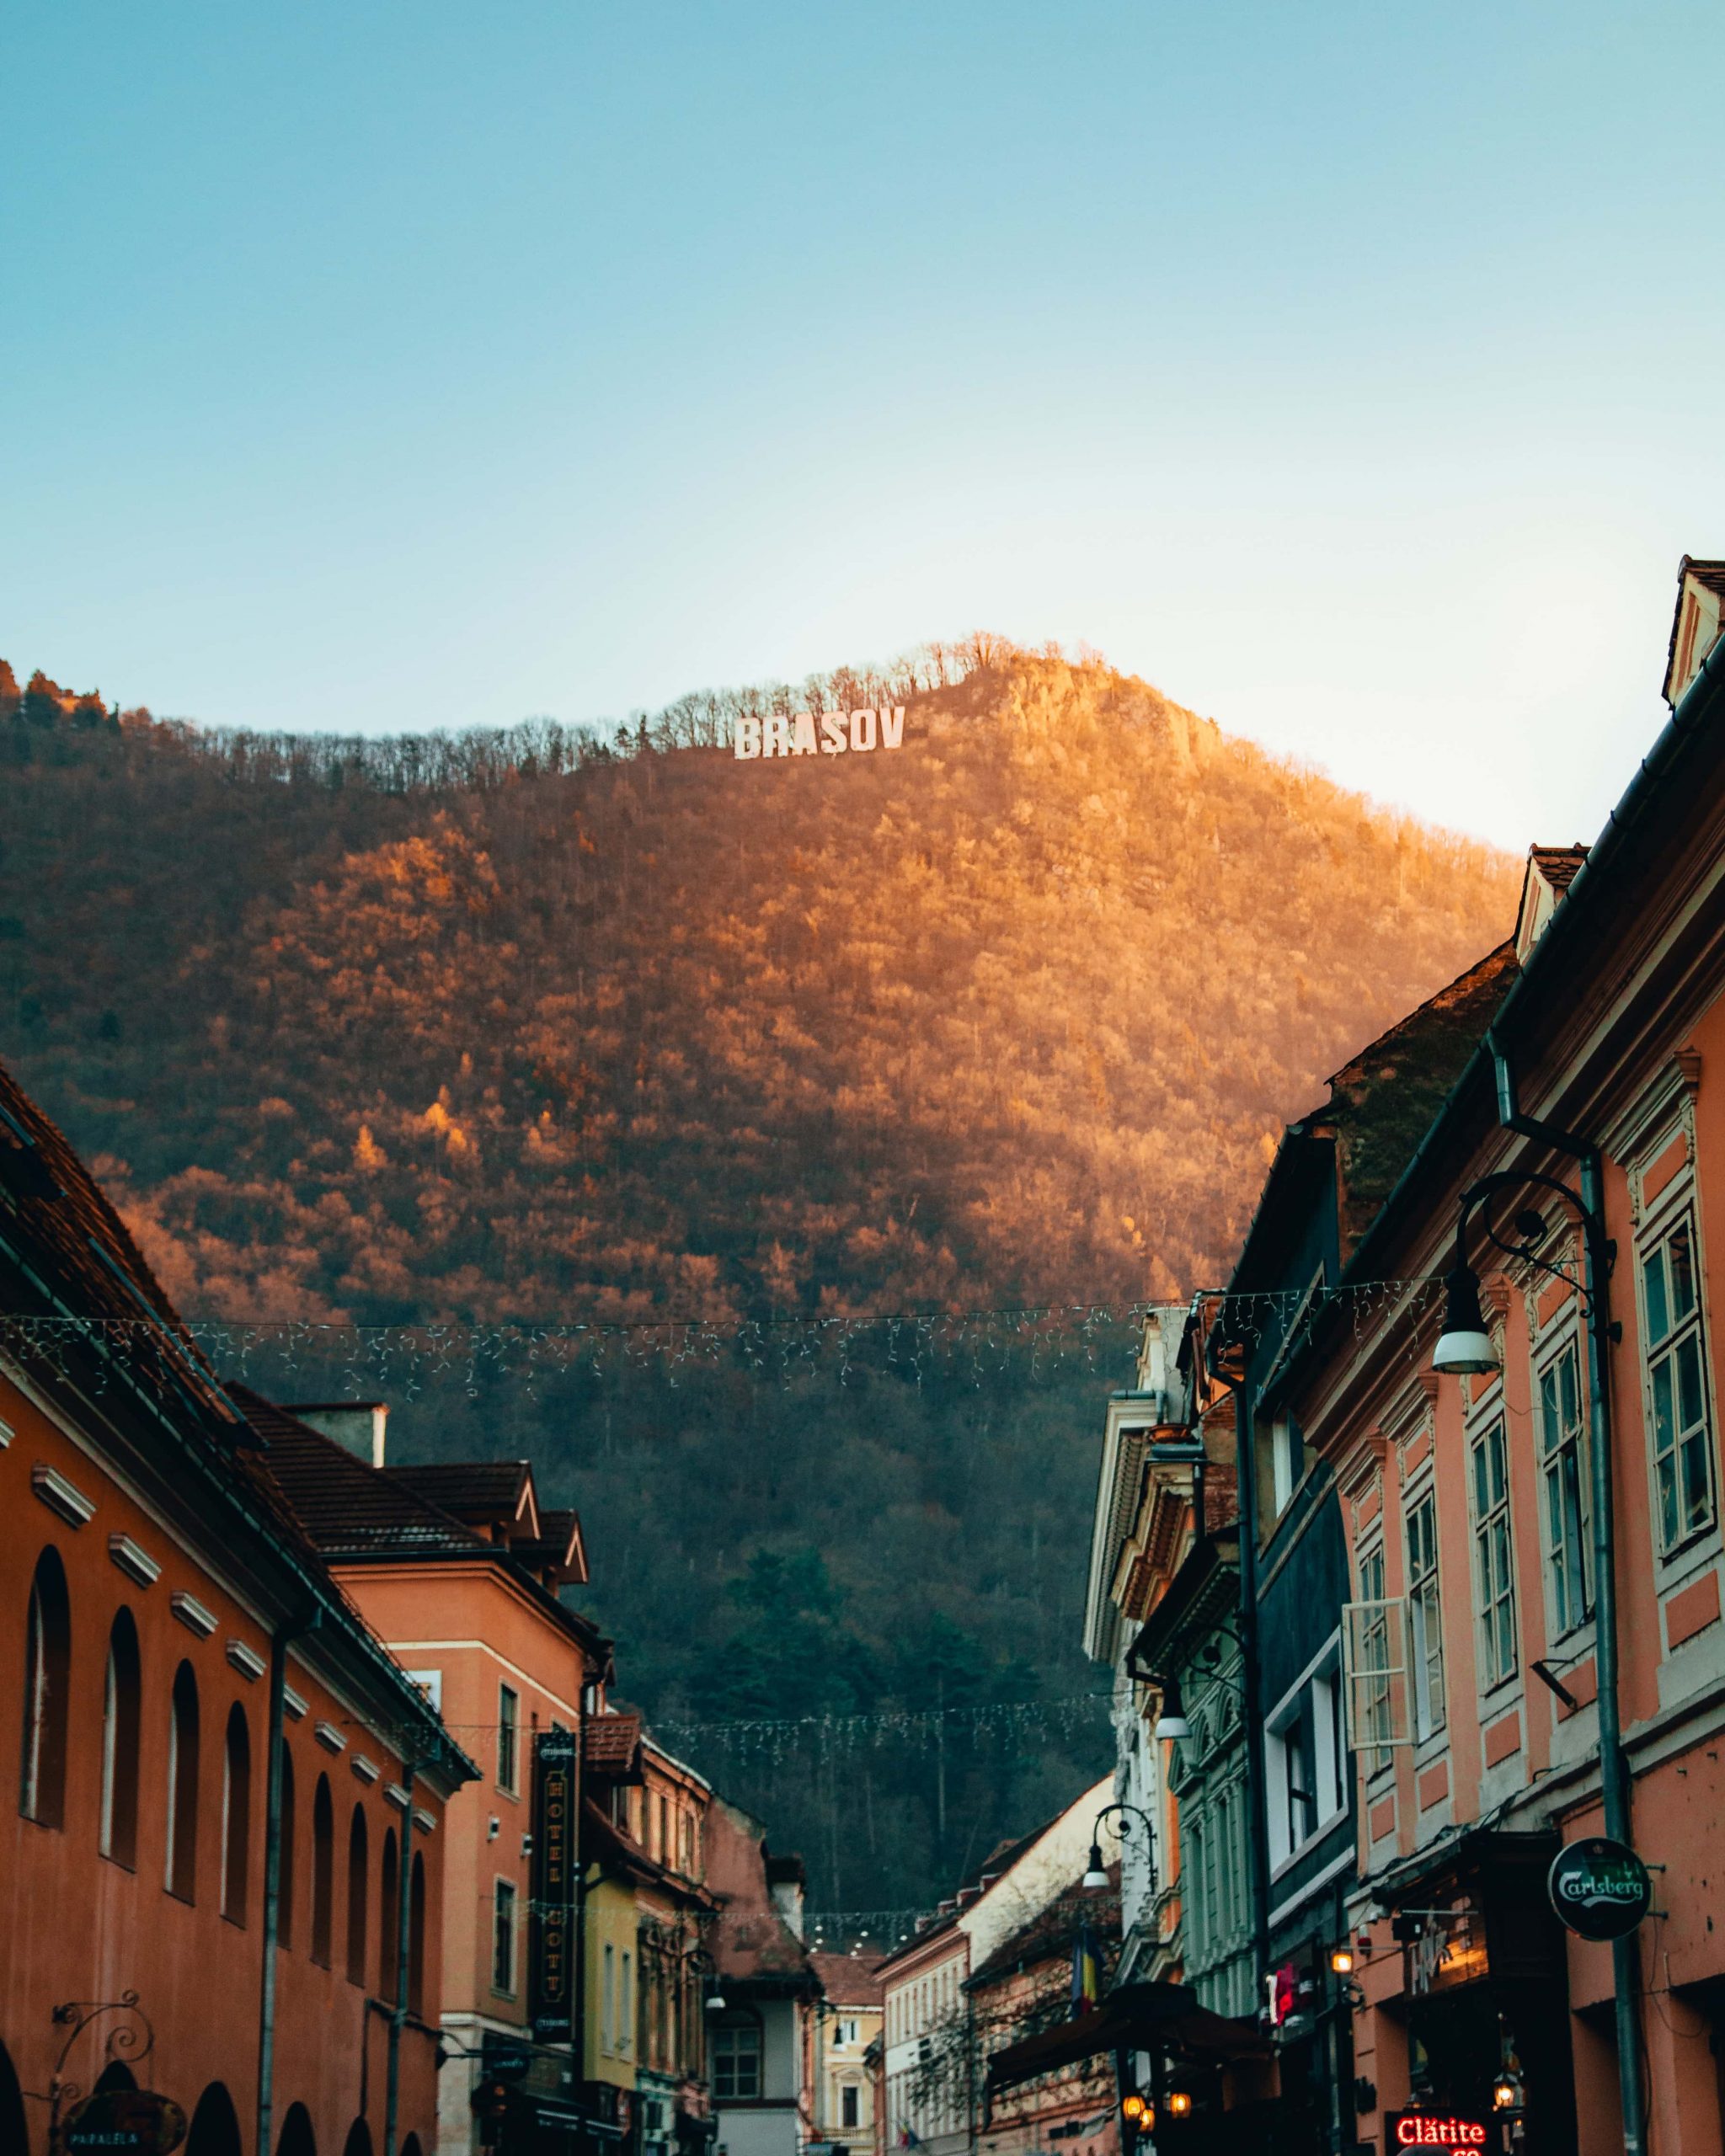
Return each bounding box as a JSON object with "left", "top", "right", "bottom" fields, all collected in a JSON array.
[
  {"left": 1082, "top": 1840, "right": 1111, "bottom": 1890},
  {"left": 1153, "top": 1677, "right": 1191, "bottom": 1742},
  {"left": 1432, "top": 1263, "right": 1500, "bottom": 1376},
  {"left": 706, "top": 1989, "right": 727, "bottom": 2013}
]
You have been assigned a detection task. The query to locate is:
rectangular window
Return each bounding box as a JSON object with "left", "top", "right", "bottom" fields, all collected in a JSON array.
[
  {"left": 1538, "top": 1337, "right": 1592, "bottom": 1632},
  {"left": 603, "top": 1942, "right": 616, "bottom": 2051},
  {"left": 1405, "top": 1488, "right": 1446, "bottom": 1738},
  {"left": 498, "top": 1685, "right": 519, "bottom": 1793},
  {"left": 1471, "top": 1416, "right": 1518, "bottom": 1689},
  {"left": 492, "top": 1879, "right": 517, "bottom": 1994},
  {"left": 622, "top": 1950, "right": 633, "bottom": 2053},
  {"left": 713, "top": 2022, "right": 761, "bottom": 2100},
  {"left": 842, "top": 2085, "right": 860, "bottom": 2128},
  {"left": 1643, "top": 1214, "right": 1714, "bottom": 1553},
  {"left": 1355, "top": 1545, "right": 1393, "bottom": 1770}
]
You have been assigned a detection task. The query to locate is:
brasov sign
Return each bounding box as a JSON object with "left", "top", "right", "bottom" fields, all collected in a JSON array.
[
  {"left": 734, "top": 707, "right": 907, "bottom": 760},
  {"left": 1546, "top": 1835, "right": 1652, "bottom": 1940}
]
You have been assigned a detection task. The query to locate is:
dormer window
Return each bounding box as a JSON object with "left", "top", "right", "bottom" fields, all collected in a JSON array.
[{"left": 1664, "top": 558, "right": 1725, "bottom": 706}]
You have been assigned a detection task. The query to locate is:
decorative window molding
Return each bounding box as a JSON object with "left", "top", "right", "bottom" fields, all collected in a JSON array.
[
  {"left": 351, "top": 1753, "right": 381, "bottom": 1785},
  {"left": 226, "top": 1640, "right": 267, "bottom": 1683},
  {"left": 282, "top": 1685, "right": 307, "bottom": 1721},
  {"left": 170, "top": 1591, "right": 217, "bottom": 1639},
  {"left": 32, "top": 1462, "right": 96, "bottom": 1527},
  {"left": 384, "top": 1782, "right": 411, "bottom": 1811},
  {"left": 0, "top": 1413, "right": 13, "bottom": 1447},
  {"left": 108, "top": 1534, "right": 161, "bottom": 1586},
  {"left": 1602, "top": 1049, "right": 1702, "bottom": 1185},
  {"left": 412, "top": 1807, "right": 437, "bottom": 1835},
  {"left": 314, "top": 1720, "right": 348, "bottom": 1754},
  {"left": 1340, "top": 1431, "right": 1388, "bottom": 1505}
]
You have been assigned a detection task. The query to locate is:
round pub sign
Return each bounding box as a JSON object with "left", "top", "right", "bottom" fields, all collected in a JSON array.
[{"left": 1547, "top": 1835, "right": 1652, "bottom": 1940}]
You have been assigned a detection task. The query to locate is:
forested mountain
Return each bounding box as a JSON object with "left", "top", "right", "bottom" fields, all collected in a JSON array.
[{"left": 0, "top": 643, "right": 1518, "bottom": 1918}]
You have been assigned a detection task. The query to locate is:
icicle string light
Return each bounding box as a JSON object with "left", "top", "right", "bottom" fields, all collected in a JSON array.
[{"left": 0, "top": 1277, "right": 1451, "bottom": 1396}]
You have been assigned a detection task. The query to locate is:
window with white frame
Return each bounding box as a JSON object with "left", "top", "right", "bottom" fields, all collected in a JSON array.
[
  {"left": 1642, "top": 1212, "right": 1715, "bottom": 1555},
  {"left": 1263, "top": 1646, "right": 1343, "bottom": 1869},
  {"left": 1471, "top": 1415, "right": 1518, "bottom": 1690},
  {"left": 1353, "top": 1543, "right": 1393, "bottom": 1771},
  {"left": 712, "top": 2019, "right": 761, "bottom": 2099},
  {"left": 1404, "top": 1486, "right": 1445, "bottom": 1741},
  {"left": 1267, "top": 1413, "right": 1305, "bottom": 1515},
  {"left": 1537, "top": 1335, "right": 1592, "bottom": 1634}
]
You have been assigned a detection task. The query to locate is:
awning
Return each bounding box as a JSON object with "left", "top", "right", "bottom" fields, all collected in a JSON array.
[{"left": 984, "top": 1983, "right": 1266, "bottom": 2099}]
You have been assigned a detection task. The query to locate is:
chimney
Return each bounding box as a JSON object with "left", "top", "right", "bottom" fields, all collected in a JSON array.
[{"left": 288, "top": 1401, "right": 390, "bottom": 1469}]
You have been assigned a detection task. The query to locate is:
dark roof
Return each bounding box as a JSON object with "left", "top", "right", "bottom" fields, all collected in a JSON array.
[
  {"left": 585, "top": 1712, "right": 644, "bottom": 1776},
  {"left": 235, "top": 1388, "right": 486, "bottom": 1556},
  {"left": 0, "top": 1054, "right": 239, "bottom": 1432},
  {"left": 965, "top": 1869, "right": 1120, "bottom": 1992},
  {"left": 1526, "top": 846, "right": 1588, "bottom": 894},
  {"left": 584, "top": 1797, "right": 718, "bottom": 1906},
  {"left": 808, "top": 1951, "right": 887, "bottom": 2007},
  {"left": 706, "top": 1799, "right": 820, "bottom": 1992},
  {"left": 389, "top": 1460, "right": 537, "bottom": 1527},
  {"left": 1323, "top": 940, "right": 1521, "bottom": 1248}
]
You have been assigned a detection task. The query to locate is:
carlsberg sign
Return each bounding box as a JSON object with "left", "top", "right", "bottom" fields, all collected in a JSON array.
[{"left": 734, "top": 707, "right": 906, "bottom": 760}]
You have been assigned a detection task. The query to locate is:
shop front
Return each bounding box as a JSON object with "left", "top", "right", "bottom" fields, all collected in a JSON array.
[
  {"left": 478, "top": 2033, "right": 637, "bottom": 2156},
  {"left": 1364, "top": 1832, "right": 1576, "bottom": 2153}
]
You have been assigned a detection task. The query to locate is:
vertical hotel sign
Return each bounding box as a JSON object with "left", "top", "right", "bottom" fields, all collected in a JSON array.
[{"left": 531, "top": 1728, "right": 578, "bottom": 2041}]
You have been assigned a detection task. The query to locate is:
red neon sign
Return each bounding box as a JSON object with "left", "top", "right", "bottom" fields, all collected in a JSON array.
[{"left": 1389, "top": 2116, "right": 1487, "bottom": 2148}]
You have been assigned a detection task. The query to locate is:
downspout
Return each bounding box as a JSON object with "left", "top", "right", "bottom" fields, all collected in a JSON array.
[
  {"left": 259, "top": 1606, "right": 321, "bottom": 2156},
  {"left": 1232, "top": 1376, "right": 1272, "bottom": 2005},
  {"left": 1489, "top": 1038, "right": 1646, "bottom": 2156},
  {"left": 385, "top": 1762, "right": 420, "bottom": 2156}
]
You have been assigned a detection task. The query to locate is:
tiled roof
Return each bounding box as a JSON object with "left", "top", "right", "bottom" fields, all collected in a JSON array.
[
  {"left": 234, "top": 1387, "right": 487, "bottom": 1556},
  {"left": 388, "top": 1460, "right": 534, "bottom": 1515},
  {"left": 510, "top": 1507, "right": 589, "bottom": 1585},
  {"left": 585, "top": 1711, "right": 644, "bottom": 1774},
  {"left": 0, "top": 1054, "right": 238, "bottom": 1433},
  {"left": 706, "top": 1799, "right": 820, "bottom": 1989},
  {"left": 808, "top": 1951, "right": 887, "bottom": 2006},
  {"left": 1528, "top": 845, "right": 1588, "bottom": 893}
]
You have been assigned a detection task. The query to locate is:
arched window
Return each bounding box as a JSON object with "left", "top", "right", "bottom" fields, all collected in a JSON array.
[
  {"left": 277, "top": 2101, "right": 318, "bottom": 2156},
  {"left": 379, "top": 1828, "right": 400, "bottom": 1999},
  {"left": 20, "top": 1547, "right": 71, "bottom": 1827},
  {"left": 166, "top": 1661, "right": 200, "bottom": 1900},
  {"left": 101, "top": 1609, "right": 142, "bottom": 1865},
  {"left": 345, "top": 1806, "right": 369, "bottom": 1985},
  {"left": 277, "top": 1743, "right": 297, "bottom": 1950},
  {"left": 222, "top": 1704, "right": 251, "bottom": 1924},
  {"left": 311, "top": 1775, "right": 334, "bottom": 1966},
  {"left": 409, "top": 1852, "right": 427, "bottom": 2018}
]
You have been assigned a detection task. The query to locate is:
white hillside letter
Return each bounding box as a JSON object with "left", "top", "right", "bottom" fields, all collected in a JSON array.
[
  {"left": 734, "top": 716, "right": 761, "bottom": 759},
  {"left": 764, "top": 714, "right": 790, "bottom": 757},
  {"left": 820, "top": 713, "right": 847, "bottom": 755},
  {"left": 792, "top": 711, "right": 819, "bottom": 756},
  {"left": 880, "top": 707, "right": 905, "bottom": 749},
  {"left": 849, "top": 708, "right": 877, "bottom": 753}
]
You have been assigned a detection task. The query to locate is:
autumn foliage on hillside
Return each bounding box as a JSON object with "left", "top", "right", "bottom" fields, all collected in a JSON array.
[
  {"left": 0, "top": 649, "right": 1514, "bottom": 1325},
  {"left": 0, "top": 645, "right": 1517, "bottom": 1910}
]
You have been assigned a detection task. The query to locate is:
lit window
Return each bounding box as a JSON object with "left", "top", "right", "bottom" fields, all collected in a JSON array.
[
  {"left": 1404, "top": 1489, "right": 1446, "bottom": 1738},
  {"left": 1538, "top": 1338, "right": 1592, "bottom": 1631},
  {"left": 1471, "top": 1416, "right": 1518, "bottom": 1689},
  {"left": 493, "top": 1879, "right": 517, "bottom": 1994},
  {"left": 1642, "top": 1215, "right": 1714, "bottom": 1551}
]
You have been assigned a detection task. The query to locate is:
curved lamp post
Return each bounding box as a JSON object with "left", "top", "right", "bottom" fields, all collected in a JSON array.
[
  {"left": 1082, "top": 1801, "right": 1157, "bottom": 1892},
  {"left": 1431, "top": 1166, "right": 1643, "bottom": 2156}
]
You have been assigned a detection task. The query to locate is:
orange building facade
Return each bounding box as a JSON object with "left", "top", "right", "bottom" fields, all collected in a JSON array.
[
  {"left": 1274, "top": 559, "right": 1725, "bottom": 2151},
  {"left": 0, "top": 1065, "right": 473, "bottom": 2156}
]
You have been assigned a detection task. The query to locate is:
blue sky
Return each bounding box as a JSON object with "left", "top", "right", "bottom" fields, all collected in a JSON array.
[{"left": 4, "top": 1, "right": 1720, "bottom": 850}]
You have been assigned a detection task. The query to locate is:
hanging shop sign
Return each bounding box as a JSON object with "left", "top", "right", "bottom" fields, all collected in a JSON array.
[
  {"left": 733, "top": 707, "right": 906, "bottom": 760},
  {"left": 1383, "top": 2113, "right": 1487, "bottom": 2148},
  {"left": 530, "top": 1727, "right": 579, "bottom": 2041},
  {"left": 1546, "top": 1836, "right": 1651, "bottom": 1940},
  {"left": 63, "top": 2089, "right": 188, "bottom": 2155}
]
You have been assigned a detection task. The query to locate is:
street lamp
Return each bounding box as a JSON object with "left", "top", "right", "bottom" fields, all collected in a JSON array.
[
  {"left": 1431, "top": 1162, "right": 1642, "bottom": 2156},
  {"left": 1083, "top": 1802, "right": 1156, "bottom": 1892},
  {"left": 1151, "top": 1678, "right": 1191, "bottom": 1743}
]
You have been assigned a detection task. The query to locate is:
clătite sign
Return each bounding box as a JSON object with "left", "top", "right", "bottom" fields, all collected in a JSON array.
[
  {"left": 1383, "top": 2115, "right": 1487, "bottom": 2148},
  {"left": 734, "top": 707, "right": 906, "bottom": 759}
]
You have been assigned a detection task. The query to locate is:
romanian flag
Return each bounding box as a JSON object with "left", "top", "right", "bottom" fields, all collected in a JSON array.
[{"left": 1071, "top": 1924, "right": 1103, "bottom": 2017}]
